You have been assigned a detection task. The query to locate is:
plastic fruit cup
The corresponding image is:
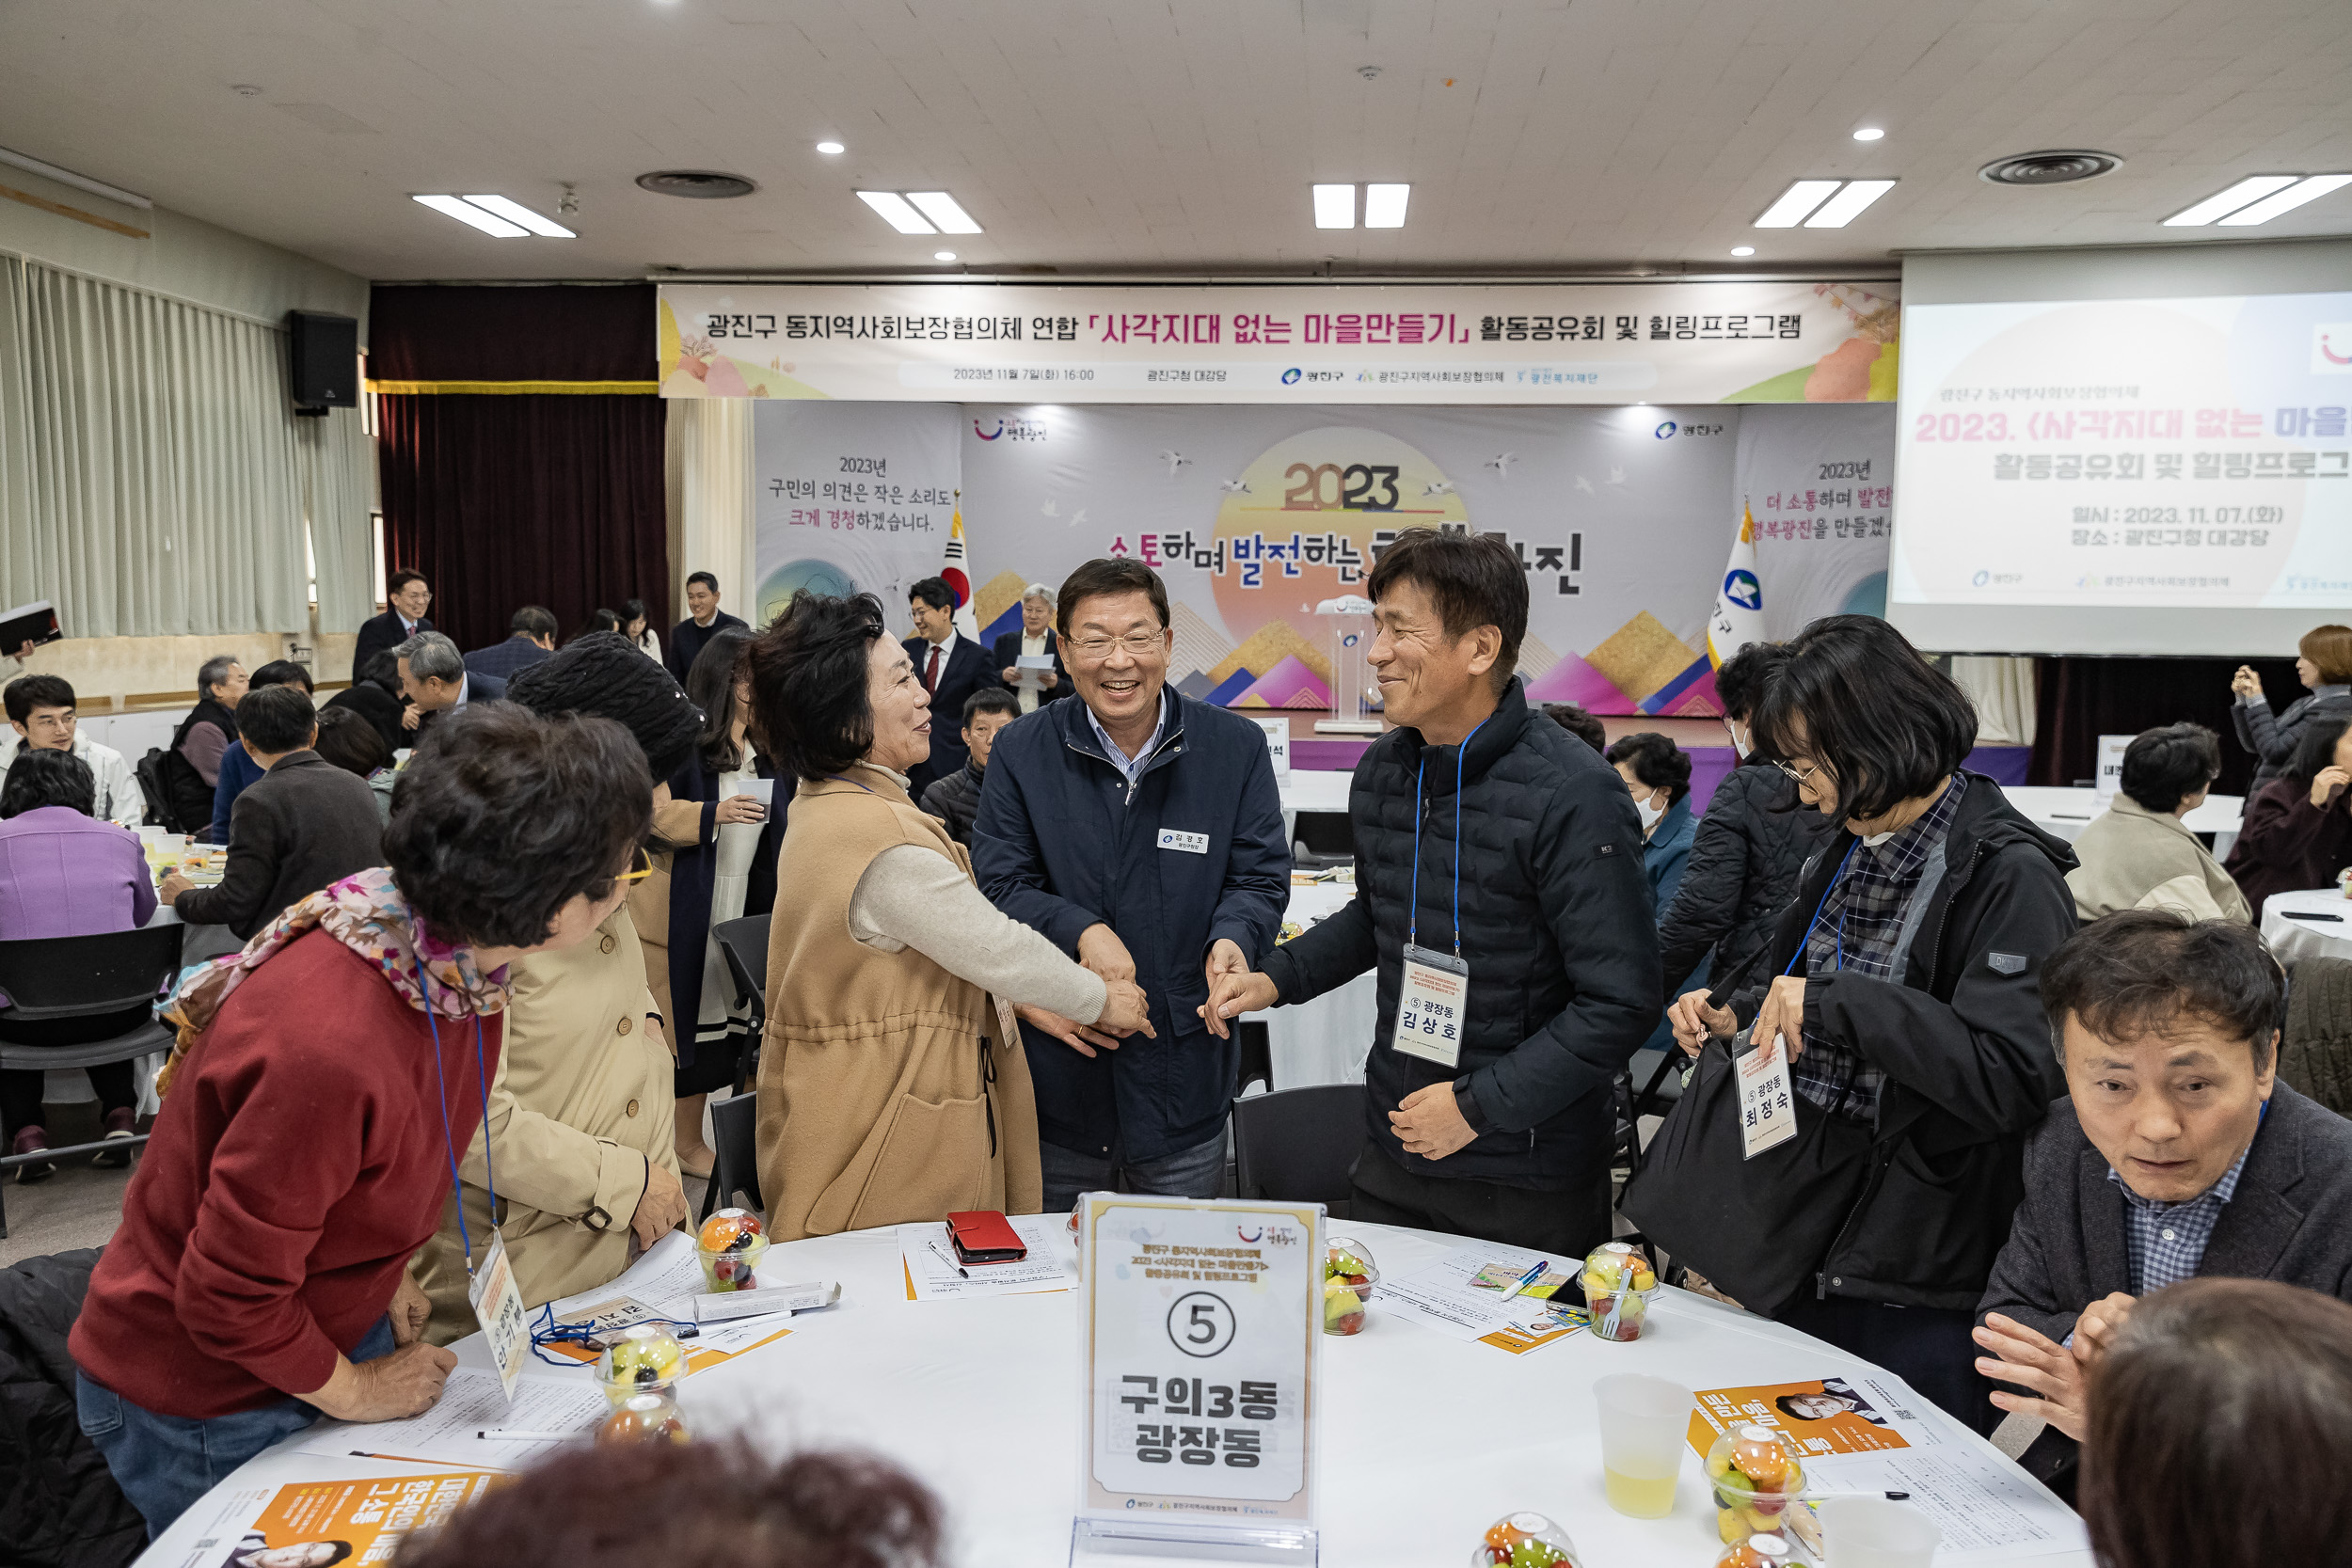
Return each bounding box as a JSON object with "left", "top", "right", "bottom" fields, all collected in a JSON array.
[
  {"left": 1706, "top": 1425, "right": 1807, "bottom": 1544},
  {"left": 597, "top": 1390, "right": 690, "bottom": 1446},
  {"left": 1469, "top": 1511, "right": 1580, "bottom": 1567},
  {"left": 1323, "top": 1238, "right": 1379, "bottom": 1337},
  {"left": 697, "top": 1233, "right": 768, "bottom": 1292},
  {"left": 595, "top": 1323, "right": 685, "bottom": 1408},
  {"left": 1582, "top": 1277, "right": 1660, "bottom": 1340}
]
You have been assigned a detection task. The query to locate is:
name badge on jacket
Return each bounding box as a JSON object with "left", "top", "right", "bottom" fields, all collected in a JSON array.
[{"left": 1157, "top": 829, "right": 1209, "bottom": 855}]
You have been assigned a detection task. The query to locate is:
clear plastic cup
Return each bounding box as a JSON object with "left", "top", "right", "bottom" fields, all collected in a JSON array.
[
  {"left": 597, "top": 1389, "right": 690, "bottom": 1446},
  {"left": 1707, "top": 1425, "right": 1808, "bottom": 1545},
  {"left": 1580, "top": 1242, "right": 1660, "bottom": 1341},
  {"left": 1323, "top": 1238, "right": 1379, "bottom": 1337},
  {"left": 697, "top": 1233, "right": 768, "bottom": 1291},
  {"left": 1819, "top": 1497, "right": 1942, "bottom": 1567},
  {"left": 595, "top": 1323, "right": 685, "bottom": 1407},
  {"left": 1592, "top": 1373, "right": 1690, "bottom": 1518},
  {"left": 1469, "top": 1511, "right": 1580, "bottom": 1567}
]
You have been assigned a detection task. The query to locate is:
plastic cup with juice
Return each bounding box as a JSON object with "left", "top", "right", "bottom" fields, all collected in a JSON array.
[{"left": 1592, "top": 1372, "right": 1691, "bottom": 1518}]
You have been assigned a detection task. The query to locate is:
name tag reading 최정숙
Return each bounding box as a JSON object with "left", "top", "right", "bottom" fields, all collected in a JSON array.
[{"left": 1737, "top": 1033, "right": 1800, "bottom": 1160}]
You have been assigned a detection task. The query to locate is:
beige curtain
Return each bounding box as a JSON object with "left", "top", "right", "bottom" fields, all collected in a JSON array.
[
  {"left": 0, "top": 258, "right": 364, "bottom": 638},
  {"left": 294, "top": 405, "right": 375, "bottom": 634},
  {"left": 664, "top": 396, "right": 754, "bottom": 626},
  {"left": 1953, "top": 656, "right": 2038, "bottom": 747}
]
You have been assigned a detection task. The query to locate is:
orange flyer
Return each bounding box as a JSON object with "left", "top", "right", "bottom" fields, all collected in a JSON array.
[
  {"left": 207, "top": 1472, "right": 502, "bottom": 1566},
  {"left": 1686, "top": 1376, "right": 1913, "bottom": 1458}
]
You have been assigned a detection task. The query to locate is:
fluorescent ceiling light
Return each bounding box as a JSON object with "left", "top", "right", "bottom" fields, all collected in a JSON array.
[
  {"left": 857, "top": 190, "right": 936, "bottom": 233},
  {"left": 1754, "top": 180, "right": 1841, "bottom": 227},
  {"left": 412, "top": 194, "right": 528, "bottom": 237},
  {"left": 2163, "top": 175, "right": 2297, "bottom": 226},
  {"left": 816, "top": 140, "right": 844, "bottom": 155},
  {"left": 1851, "top": 128, "right": 1884, "bottom": 142},
  {"left": 460, "top": 195, "right": 574, "bottom": 237},
  {"left": 2217, "top": 172, "right": 2352, "bottom": 226},
  {"left": 906, "top": 191, "right": 982, "bottom": 233},
  {"left": 1312, "top": 183, "right": 1356, "bottom": 229},
  {"left": 934, "top": 250, "right": 958, "bottom": 261},
  {"left": 1363, "top": 183, "right": 1409, "bottom": 228},
  {"left": 1804, "top": 179, "right": 1896, "bottom": 228}
]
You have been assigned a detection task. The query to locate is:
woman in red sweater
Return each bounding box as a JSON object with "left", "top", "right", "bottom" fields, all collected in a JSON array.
[{"left": 71, "top": 705, "right": 657, "bottom": 1536}]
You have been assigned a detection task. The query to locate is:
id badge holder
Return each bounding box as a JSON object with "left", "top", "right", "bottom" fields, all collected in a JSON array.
[
  {"left": 1391, "top": 943, "right": 1470, "bottom": 1069},
  {"left": 1735, "top": 1032, "right": 1800, "bottom": 1161},
  {"left": 468, "top": 1227, "right": 530, "bottom": 1401}
]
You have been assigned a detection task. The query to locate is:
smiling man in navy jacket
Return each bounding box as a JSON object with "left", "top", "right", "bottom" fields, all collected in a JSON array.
[{"left": 973, "top": 557, "right": 1291, "bottom": 1211}]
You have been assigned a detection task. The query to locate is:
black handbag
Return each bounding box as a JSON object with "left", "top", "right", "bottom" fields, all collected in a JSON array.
[{"left": 1618, "top": 1030, "right": 1881, "bottom": 1316}]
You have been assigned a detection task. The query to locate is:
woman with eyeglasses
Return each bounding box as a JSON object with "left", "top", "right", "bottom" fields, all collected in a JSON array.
[
  {"left": 408, "top": 635, "right": 706, "bottom": 1344},
  {"left": 70, "top": 705, "right": 651, "bottom": 1536},
  {"left": 1663, "top": 615, "right": 2077, "bottom": 1432}
]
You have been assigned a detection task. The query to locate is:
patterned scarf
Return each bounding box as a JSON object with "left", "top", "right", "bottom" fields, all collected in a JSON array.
[{"left": 156, "top": 866, "right": 511, "bottom": 1096}]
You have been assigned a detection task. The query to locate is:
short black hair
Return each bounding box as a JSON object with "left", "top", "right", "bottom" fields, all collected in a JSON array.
[
  {"left": 2288, "top": 715, "right": 2352, "bottom": 788},
  {"left": 1364, "top": 528, "right": 1528, "bottom": 692},
  {"left": 620, "top": 598, "right": 648, "bottom": 626},
  {"left": 511, "top": 605, "right": 559, "bottom": 640},
  {"left": 385, "top": 705, "right": 653, "bottom": 951},
  {"left": 1542, "top": 703, "right": 1607, "bottom": 752},
  {"left": 387, "top": 569, "right": 427, "bottom": 595},
  {"left": 0, "top": 748, "right": 95, "bottom": 818},
  {"left": 1713, "top": 641, "right": 1786, "bottom": 726},
  {"left": 746, "top": 592, "right": 890, "bottom": 784},
  {"left": 4, "top": 673, "right": 73, "bottom": 724},
  {"left": 580, "top": 609, "right": 621, "bottom": 639},
  {"left": 962, "top": 687, "right": 1020, "bottom": 728},
  {"left": 249, "top": 659, "right": 313, "bottom": 693},
  {"left": 312, "top": 705, "right": 391, "bottom": 778},
  {"left": 2122, "top": 723, "right": 2222, "bottom": 815},
  {"left": 2042, "top": 911, "right": 2284, "bottom": 1068},
  {"left": 908, "top": 578, "right": 955, "bottom": 613},
  {"left": 236, "top": 683, "right": 317, "bottom": 754},
  {"left": 1750, "top": 615, "right": 1976, "bottom": 824},
  {"left": 1605, "top": 731, "right": 1692, "bottom": 803},
  {"left": 687, "top": 571, "right": 720, "bottom": 594},
  {"left": 1056, "top": 558, "right": 1170, "bottom": 638}
]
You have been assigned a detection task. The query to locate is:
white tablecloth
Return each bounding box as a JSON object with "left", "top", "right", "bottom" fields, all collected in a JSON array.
[
  {"left": 1254, "top": 881, "right": 1375, "bottom": 1089},
  {"left": 136, "top": 1219, "right": 2089, "bottom": 1568},
  {"left": 2261, "top": 885, "right": 2352, "bottom": 965},
  {"left": 2004, "top": 785, "right": 2246, "bottom": 859}
]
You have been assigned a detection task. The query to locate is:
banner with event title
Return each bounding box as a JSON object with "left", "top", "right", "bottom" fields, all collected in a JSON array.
[{"left": 661, "top": 282, "right": 1899, "bottom": 405}]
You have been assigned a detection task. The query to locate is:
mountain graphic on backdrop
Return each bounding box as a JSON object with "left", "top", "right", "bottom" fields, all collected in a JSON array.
[{"left": 1228, "top": 655, "right": 1332, "bottom": 710}]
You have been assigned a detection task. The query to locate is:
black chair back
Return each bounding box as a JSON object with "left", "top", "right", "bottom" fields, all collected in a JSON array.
[
  {"left": 0, "top": 925, "right": 186, "bottom": 1025},
  {"left": 712, "top": 914, "right": 771, "bottom": 1014},
  {"left": 1232, "top": 1083, "right": 1365, "bottom": 1217},
  {"left": 698, "top": 1089, "right": 765, "bottom": 1223}
]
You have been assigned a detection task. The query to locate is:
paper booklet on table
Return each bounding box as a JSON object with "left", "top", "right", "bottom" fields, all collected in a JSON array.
[
  {"left": 1686, "top": 1370, "right": 2090, "bottom": 1567},
  {"left": 1072, "top": 1195, "right": 1324, "bottom": 1568},
  {"left": 181, "top": 1470, "right": 502, "bottom": 1568}
]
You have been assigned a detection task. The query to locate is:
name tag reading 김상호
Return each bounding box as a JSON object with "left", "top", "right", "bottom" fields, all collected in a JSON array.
[
  {"left": 1737, "top": 1034, "right": 1799, "bottom": 1161},
  {"left": 1157, "top": 829, "right": 1209, "bottom": 855},
  {"left": 1392, "top": 944, "right": 1468, "bottom": 1069}
]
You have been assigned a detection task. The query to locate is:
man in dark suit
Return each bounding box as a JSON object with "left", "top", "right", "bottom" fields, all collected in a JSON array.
[
  {"left": 992, "top": 581, "right": 1069, "bottom": 716},
  {"left": 904, "top": 576, "right": 1005, "bottom": 800},
  {"left": 666, "top": 571, "right": 750, "bottom": 684},
  {"left": 396, "top": 630, "right": 505, "bottom": 739},
  {"left": 465, "top": 606, "right": 558, "bottom": 682},
  {"left": 353, "top": 570, "right": 434, "bottom": 679},
  {"left": 1975, "top": 911, "right": 2352, "bottom": 1496}
]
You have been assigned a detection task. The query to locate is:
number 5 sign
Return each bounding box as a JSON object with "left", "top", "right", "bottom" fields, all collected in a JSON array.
[{"left": 1073, "top": 1196, "right": 1324, "bottom": 1566}]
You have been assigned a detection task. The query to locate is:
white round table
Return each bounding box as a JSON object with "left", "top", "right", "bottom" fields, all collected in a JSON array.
[
  {"left": 2260, "top": 885, "right": 2352, "bottom": 965},
  {"left": 1252, "top": 882, "right": 1375, "bottom": 1089},
  {"left": 2003, "top": 785, "right": 2245, "bottom": 859},
  {"left": 137, "top": 1219, "right": 2088, "bottom": 1568}
]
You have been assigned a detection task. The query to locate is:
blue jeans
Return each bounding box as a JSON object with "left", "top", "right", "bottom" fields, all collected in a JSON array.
[
  {"left": 78, "top": 1314, "right": 397, "bottom": 1538},
  {"left": 1041, "top": 1127, "right": 1227, "bottom": 1213}
]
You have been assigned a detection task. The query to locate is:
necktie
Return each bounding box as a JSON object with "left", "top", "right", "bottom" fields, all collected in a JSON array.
[{"left": 926, "top": 644, "right": 941, "bottom": 693}]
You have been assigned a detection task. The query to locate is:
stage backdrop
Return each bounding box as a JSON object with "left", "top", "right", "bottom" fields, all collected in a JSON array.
[{"left": 753, "top": 403, "right": 1897, "bottom": 716}]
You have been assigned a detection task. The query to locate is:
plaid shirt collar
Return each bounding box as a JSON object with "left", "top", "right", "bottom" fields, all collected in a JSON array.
[{"left": 2106, "top": 1137, "right": 2255, "bottom": 1294}]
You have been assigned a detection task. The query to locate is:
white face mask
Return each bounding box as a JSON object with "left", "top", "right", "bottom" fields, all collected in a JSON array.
[
  {"left": 1636, "top": 794, "right": 1667, "bottom": 832},
  {"left": 1725, "top": 721, "right": 1750, "bottom": 760}
]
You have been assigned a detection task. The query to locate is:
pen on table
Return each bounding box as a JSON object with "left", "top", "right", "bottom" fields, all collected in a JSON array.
[
  {"left": 1501, "top": 1259, "right": 1549, "bottom": 1301},
  {"left": 2284, "top": 910, "right": 2344, "bottom": 922},
  {"left": 929, "top": 1240, "right": 969, "bottom": 1279},
  {"left": 478, "top": 1429, "right": 587, "bottom": 1442}
]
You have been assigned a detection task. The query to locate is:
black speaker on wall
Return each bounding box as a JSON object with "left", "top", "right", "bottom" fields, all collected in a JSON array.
[{"left": 288, "top": 310, "right": 359, "bottom": 415}]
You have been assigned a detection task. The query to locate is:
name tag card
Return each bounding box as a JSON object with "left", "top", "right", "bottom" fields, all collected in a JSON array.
[
  {"left": 1737, "top": 1035, "right": 1800, "bottom": 1160},
  {"left": 1158, "top": 829, "right": 1210, "bottom": 855},
  {"left": 469, "top": 1229, "right": 531, "bottom": 1400},
  {"left": 1391, "top": 945, "right": 1469, "bottom": 1069}
]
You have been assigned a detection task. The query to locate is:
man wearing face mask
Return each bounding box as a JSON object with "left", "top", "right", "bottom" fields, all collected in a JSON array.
[{"left": 1654, "top": 641, "right": 1826, "bottom": 1006}]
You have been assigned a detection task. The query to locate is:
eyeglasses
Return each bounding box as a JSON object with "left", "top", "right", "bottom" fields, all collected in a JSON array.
[
  {"left": 618, "top": 847, "right": 654, "bottom": 885},
  {"left": 1067, "top": 633, "right": 1166, "bottom": 659},
  {"left": 1775, "top": 759, "right": 1822, "bottom": 785}
]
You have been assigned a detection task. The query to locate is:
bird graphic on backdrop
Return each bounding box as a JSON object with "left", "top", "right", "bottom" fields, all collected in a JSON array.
[
  {"left": 1486, "top": 451, "right": 1516, "bottom": 478},
  {"left": 1423, "top": 480, "right": 1456, "bottom": 497},
  {"left": 1573, "top": 475, "right": 1596, "bottom": 495},
  {"left": 1159, "top": 450, "right": 1194, "bottom": 478},
  {"left": 1218, "top": 478, "right": 1250, "bottom": 494}
]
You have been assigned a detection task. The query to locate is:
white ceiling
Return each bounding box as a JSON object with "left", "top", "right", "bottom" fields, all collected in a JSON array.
[{"left": 1, "top": 0, "right": 2348, "bottom": 283}]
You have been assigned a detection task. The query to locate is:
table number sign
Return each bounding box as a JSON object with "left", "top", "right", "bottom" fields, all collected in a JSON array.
[
  {"left": 1253, "top": 717, "right": 1293, "bottom": 777},
  {"left": 1073, "top": 1196, "right": 1324, "bottom": 1566}
]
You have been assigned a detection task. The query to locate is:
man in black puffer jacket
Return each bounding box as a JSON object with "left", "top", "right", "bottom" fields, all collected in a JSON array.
[
  {"left": 1657, "top": 641, "right": 1827, "bottom": 999},
  {"left": 1208, "top": 531, "right": 1659, "bottom": 1254},
  {"left": 0, "top": 1248, "right": 143, "bottom": 1568}
]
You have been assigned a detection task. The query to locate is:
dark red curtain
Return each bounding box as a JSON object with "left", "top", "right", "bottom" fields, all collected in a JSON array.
[
  {"left": 2029, "top": 655, "right": 2304, "bottom": 796},
  {"left": 374, "top": 394, "right": 668, "bottom": 654}
]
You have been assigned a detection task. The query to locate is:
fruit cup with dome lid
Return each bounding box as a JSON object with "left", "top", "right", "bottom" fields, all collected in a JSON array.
[
  {"left": 1468, "top": 1512, "right": 1579, "bottom": 1568},
  {"left": 1323, "top": 1238, "right": 1379, "bottom": 1336},
  {"left": 1706, "top": 1424, "right": 1808, "bottom": 1544}
]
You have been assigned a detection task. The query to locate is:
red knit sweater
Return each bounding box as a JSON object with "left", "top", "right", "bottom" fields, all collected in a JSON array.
[{"left": 72, "top": 930, "right": 502, "bottom": 1418}]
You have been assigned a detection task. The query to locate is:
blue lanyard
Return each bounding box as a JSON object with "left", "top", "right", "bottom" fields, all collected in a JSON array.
[
  {"left": 415, "top": 952, "right": 496, "bottom": 1275},
  {"left": 826, "top": 773, "right": 876, "bottom": 794},
  {"left": 1784, "top": 839, "right": 1862, "bottom": 978},
  {"left": 1407, "top": 714, "right": 1491, "bottom": 958}
]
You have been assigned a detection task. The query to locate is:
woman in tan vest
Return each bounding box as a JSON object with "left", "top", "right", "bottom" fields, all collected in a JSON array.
[{"left": 744, "top": 593, "right": 1153, "bottom": 1240}]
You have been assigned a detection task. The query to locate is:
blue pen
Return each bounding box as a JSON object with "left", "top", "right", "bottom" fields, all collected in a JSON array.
[{"left": 1501, "top": 1259, "right": 1549, "bottom": 1301}]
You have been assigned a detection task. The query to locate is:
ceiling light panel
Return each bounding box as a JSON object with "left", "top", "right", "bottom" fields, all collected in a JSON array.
[
  {"left": 1312, "top": 183, "right": 1356, "bottom": 229},
  {"left": 412, "top": 194, "right": 528, "bottom": 237},
  {"left": 1754, "top": 180, "right": 1841, "bottom": 227},
  {"left": 1804, "top": 179, "right": 1896, "bottom": 228},
  {"left": 1363, "top": 183, "right": 1409, "bottom": 228},
  {"left": 460, "top": 195, "right": 574, "bottom": 237},
  {"left": 2217, "top": 173, "right": 2352, "bottom": 226},
  {"left": 906, "top": 192, "right": 982, "bottom": 234},
  {"left": 857, "top": 191, "right": 936, "bottom": 234},
  {"left": 2162, "top": 175, "right": 2297, "bottom": 226}
]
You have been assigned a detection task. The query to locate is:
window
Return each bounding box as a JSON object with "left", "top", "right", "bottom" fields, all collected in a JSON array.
[{"left": 371, "top": 510, "right": 387, "bottom": 610}]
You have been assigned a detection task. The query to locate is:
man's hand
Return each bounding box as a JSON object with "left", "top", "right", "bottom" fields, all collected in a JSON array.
[
  {"left": 1018, "top": 1002, "right": 1129, "bottom": 1059},
  {"left": 2312, "top": 765, "right": 2352, "bottom": 810},
  {"left": 631, "top": 1160, "right": 690, "bottom": 1251},
  {"left": 389, "top": 1271, "right": 432, "bottom": 1347},
  {"left": 1041, "top": 670, "right": 1057, "bottom": 689},
  {"left": 1001, "top": 665, "right": 1019, "bottom": 684},
  {"left": 1077, "top": 923, "right": 1136, "bottom": 984},
  {"left": 1197, "top": 940, "right": 1251, "bottom": 1039},
  {"left": 157, "top": 871, "right": 192, "bottom": 906},
  {"left": 2072, "top": 1291, "right": 2137, "bottom": 1366},
  {"left": 1974, "top": 1312, "right": 2091, "bottom": 1443},
  {"left": 1201, "top": 969, "right": 1279, "bottom": 1038},
  {"left": 714, "top": 794, "right": 766, "bottom": 826},
  {"left": 1096, "top": 978, "right": 1155, "bottom": 1038},
  {"left": 1752, "top": 975, "right": 1808, "bottom": 1062},
  {"left": 1668, "top": 989, "right": 1735, "bottom": 1057},
  {"left": 304, "top": 1341, "right": 458, "bottom": 1423},
  {"left": 2231, "top": 664, "right": 2264, "bottom": 700},
  {"left": 1390, "top": 1082, "right": 1478, "bottom": 1161},
  {"left": 401, "top": 703, "right": 422, "bottom": 732}
]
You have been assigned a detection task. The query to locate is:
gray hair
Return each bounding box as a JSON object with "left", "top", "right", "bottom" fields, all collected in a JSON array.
[
  {"left": 1021, "top": 583, "right": 1056, "bottom": 608},
  {"left": 398, "top": 630, "right": 466, "bottom": 684},
  {"left": 197, "top": 654, "right": 242, "bottom": 699}
]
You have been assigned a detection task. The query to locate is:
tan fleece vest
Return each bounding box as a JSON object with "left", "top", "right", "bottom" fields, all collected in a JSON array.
[{"left": 755, "top": 770, "right": 1041, "bottom": 1241}]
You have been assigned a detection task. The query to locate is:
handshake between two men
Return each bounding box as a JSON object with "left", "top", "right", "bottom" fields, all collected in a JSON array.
[{"left": 1015, "top": 925, "right": 1263, "bottom": 1057}]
